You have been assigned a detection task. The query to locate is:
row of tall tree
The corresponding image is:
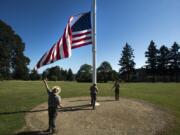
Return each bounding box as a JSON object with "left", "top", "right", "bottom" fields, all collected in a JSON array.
[
  {"left": 118, "top": 41, "right": 180, "bottom": 82},
  {"left": 146, "top": 41, "right": 180, "bottom": 82}
]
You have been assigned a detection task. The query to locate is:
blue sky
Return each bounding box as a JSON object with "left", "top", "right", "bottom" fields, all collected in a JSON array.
[{"left": 0, "top": 0, "right": 180, "bottom": 73}]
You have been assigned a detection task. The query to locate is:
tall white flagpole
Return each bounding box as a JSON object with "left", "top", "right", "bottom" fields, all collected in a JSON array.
[{"left": 92, "top": 0, "right": 97, "bottom": 84}]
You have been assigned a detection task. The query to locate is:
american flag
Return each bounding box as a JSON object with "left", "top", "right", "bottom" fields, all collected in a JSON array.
[
  {"left": 35, "top": 12, "right": 92, "bottom": 69},
  {"left": 71, "top": 12, "right": 92, "bottom": 49}
]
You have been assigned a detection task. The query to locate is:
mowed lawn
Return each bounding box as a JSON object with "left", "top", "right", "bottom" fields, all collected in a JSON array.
[{"left": 0, "top": 81, "right": 180, "bottom": 135}]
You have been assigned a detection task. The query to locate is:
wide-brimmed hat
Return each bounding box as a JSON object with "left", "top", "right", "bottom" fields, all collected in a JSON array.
[{"left": 52, "top": 86, "right": 61, "bottom": 94}]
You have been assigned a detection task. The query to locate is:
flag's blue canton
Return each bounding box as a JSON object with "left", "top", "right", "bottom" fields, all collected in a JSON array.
[{"left": 71, "top": 12, "right": 91, "bottom": 32}]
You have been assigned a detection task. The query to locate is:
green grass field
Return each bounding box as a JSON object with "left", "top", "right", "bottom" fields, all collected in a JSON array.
[{"left": 0, "top": 81, "right": 180, "bottom": 135}]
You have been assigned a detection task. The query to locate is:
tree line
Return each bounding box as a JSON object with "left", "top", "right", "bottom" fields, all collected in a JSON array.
[
  {"left": 28, "top": 62, "right": 117, "bottom": 82},
  {"left": 119, "top": 41, "right": 180, "bottom": 82},
  {"left": 0, "top": 19, "right": 180, "bottom": 82}
]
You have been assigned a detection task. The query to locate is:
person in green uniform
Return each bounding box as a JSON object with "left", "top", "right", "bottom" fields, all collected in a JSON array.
[
  {"left": 90, "top": 84, "right": 98, "bottom": 109},
  {"left": 43, "top": 79, "right": 64, "bottom": 134},
  {"left": 112, "top": 80, "right": 120, "bottom": 101}
]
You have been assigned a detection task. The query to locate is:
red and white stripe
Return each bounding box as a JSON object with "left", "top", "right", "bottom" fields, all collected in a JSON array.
[
  {"left": 71, "top": 29, "right": 92, "bottom": 49},
  {"left": 35, "top": 23, "right": 72, "bottom": 69},
  {"left": 35, "top": 14, "right": 93, "bottom": 69}
]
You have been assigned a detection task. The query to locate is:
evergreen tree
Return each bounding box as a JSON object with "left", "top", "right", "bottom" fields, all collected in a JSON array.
[
  {"left": 0, "top": 20, "right": 30, "bottom": 80},
  {"left": 157, "top": 45, "right": 169, "bottom": 81},
  {"left": 169, "top": 42, "right": 180, "bottom": 82},
  {"left": 145, "top": 40, "right": 158, "bottom": 82},
  {"left": 67, "top": 68, "right": 74, "bottom": 81},
  {"left": 118, "top": 43, "right": 135, "bottom": 82}
]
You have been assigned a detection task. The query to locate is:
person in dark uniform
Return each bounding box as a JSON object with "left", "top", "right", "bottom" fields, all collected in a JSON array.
[
  {"left": 43, "top": 79, "right": 64, "bottom": 134},
  {"left": 90, "top": 84, "right": 98, "bottom": 109},
  {"left": 112, "top": 80, "right": 120, "bottom": 101}
]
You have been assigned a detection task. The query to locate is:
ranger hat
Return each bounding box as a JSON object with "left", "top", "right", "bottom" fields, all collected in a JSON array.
[{"left": 52, "top": 86, "right": 61, "bottom": 94}]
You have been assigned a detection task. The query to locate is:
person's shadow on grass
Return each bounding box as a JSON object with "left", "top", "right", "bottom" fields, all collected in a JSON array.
[
  {"left": 0, "top": 104, "right": 92, "bottom": 115},
  {"left": 59, "top": 104, "right": 92, "bottom": 112},
  {"left": 16, "top": 130, "right": 52, "bottom": 135},
  {"left": 0, "top": 109, "right": 48, "bottom": 115}
]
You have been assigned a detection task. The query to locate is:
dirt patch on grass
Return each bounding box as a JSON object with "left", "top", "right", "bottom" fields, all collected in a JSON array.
[{"left": 18, "top": 97, "right": 175, "bottom": 135}]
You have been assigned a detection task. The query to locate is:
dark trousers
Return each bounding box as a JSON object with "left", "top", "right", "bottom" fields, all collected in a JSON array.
[
  {"left": 91, "top": 93, "right": 96, "bottom": 109},
  {"left": 48, "top": 107, "right": 58, "bottom": 129},
  {"left": 115, "top": 89, "right": 119, "bottom": 101}
]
